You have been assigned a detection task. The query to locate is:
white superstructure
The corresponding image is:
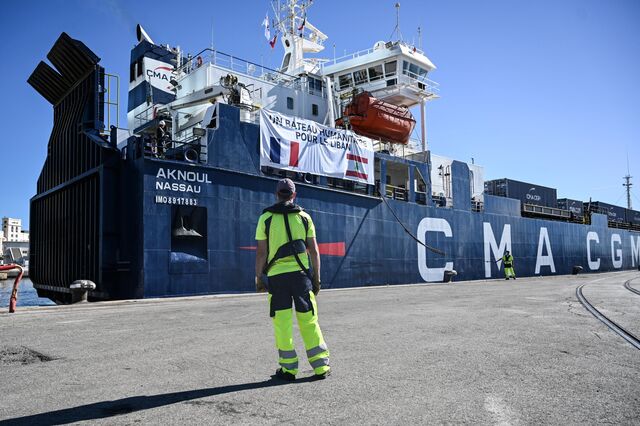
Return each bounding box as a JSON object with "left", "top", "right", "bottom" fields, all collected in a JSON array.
[{"left": 127, "top": 0, "right": 440, "bottom": 155}]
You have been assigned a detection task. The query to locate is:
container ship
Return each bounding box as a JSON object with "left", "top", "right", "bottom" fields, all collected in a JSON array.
[{"left": 27, "top": 1, "right": 640, "bottom": 303}]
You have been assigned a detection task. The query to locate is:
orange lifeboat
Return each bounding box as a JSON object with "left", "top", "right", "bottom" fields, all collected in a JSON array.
[{"left": 336, "top": 91, "right": 416, "bottom": 145}]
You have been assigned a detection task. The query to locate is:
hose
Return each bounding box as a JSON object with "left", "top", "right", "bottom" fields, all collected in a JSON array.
[{"left": 0, "top": 264, "right": 24, "bottom": 313}]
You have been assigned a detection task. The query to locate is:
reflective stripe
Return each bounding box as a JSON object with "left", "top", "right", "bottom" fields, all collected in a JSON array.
[
  {"left": 310, "top": 357, "right": 329, "bottom": 369},
  {"left": 306, "top": 343, "right": 328, "bottom": 358},
  {"left": 280, "top": 361, "right": 298, "bottom": 370},
  {"left": 279, "top": 349, "right": 297, "bottom": 359}
]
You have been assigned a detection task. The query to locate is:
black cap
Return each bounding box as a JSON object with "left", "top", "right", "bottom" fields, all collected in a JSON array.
[{"left": 277, "top": 178, "right": 296, "bottom": 195}]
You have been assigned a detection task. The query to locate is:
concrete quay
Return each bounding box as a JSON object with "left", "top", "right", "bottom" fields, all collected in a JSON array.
[{"left": 1, "top": 271, "right": 639, "bottom": 425}]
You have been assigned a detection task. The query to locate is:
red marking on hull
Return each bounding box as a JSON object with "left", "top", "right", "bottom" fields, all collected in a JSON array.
[{"left": 317, "top": 242, "right": 346, "bottom": 256}]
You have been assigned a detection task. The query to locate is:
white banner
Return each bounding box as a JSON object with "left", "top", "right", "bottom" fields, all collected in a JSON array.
[
  {"left": 260, "top": 109, "right": 375, "bottom": 185},
  {"left": 143, "top": 57, "right": 175, "bottom": 94}
]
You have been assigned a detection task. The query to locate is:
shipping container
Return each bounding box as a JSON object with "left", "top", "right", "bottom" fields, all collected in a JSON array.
[
  {"left": 626, "top": 208, "right": 640, "bottom": 225},
  {"left": 485, "top": 178, "right": 557, "bottom": 208},
  {"left": 584, "top": 201, "right": 626, "bottom": 223},
  {"left": 557, "top": 198, "right": 584, "bottom": 217}
]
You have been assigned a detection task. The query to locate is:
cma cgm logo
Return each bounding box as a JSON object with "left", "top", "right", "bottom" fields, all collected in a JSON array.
[
  {"left": 526, "top": 187, "right": 541, "bottom": 202},
  {"left": 147, "top": 66, "right": 173, "bottom": 81}
]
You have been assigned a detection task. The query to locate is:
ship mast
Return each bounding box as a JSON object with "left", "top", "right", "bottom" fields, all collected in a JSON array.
[
  {"left": 623, "top": 155, "right": 633, "bottom": 210},
  {"left": 270, "top": 0, "right": 327, "bottom": 75}
]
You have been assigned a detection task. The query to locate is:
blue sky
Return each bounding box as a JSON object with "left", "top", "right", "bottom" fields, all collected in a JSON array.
[{"left": 1, "top": 0, "right": 639, "bottom": 225}]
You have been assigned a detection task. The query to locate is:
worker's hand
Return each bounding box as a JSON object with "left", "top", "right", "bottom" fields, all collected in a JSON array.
[
  {"left": 255, "top": 275, "right": 267, "bottom": 293},
  {"left": 312, "top": 275, "right": 321, "bottom": 296}
]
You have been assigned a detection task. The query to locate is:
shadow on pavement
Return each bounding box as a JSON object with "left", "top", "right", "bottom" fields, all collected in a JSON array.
[{"left": 1, "top": 375, "right": 319, "bottom": 425}]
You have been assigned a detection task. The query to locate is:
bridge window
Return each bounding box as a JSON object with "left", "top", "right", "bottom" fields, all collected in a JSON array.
[
  {"left": 402, "top": 61, "right": 428, "bottom": 79},
  {"left": 338, "top": 73, "right": 353, "bottom": 90},
  {"left": 308, "top": 77, "right": 323, "bottom": 94},
  {"left": 353, "top": 69, "right": 368, "bottom": 86},
  {"left": 384, "top": 61, "right": 397, "bottom": 77},
  {"left": 368, "top": 64, "right": 384, "bottom": 82},
  {"left": 137, "top": 58, "right": 143, "bottom": 77}
]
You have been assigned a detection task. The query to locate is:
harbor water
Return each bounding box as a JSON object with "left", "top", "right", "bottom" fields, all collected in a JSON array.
[{"left": 0, "top": 278, "right": 56, "bottom": 308}]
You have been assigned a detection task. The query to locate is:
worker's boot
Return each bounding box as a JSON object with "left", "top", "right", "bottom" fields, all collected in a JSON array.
[{"left": 275, "top": 368, "right": 295, "bottom": 381}]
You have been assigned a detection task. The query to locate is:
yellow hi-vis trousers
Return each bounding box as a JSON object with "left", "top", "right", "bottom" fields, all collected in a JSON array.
[
  {"left": 504, "top": 266, "right": 516, "bottom": 278},
  {"left": 267, "top": 271, "right": 330, "bottom": 376}
]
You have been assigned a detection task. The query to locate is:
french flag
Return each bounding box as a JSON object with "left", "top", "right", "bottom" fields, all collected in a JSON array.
[{"left": 269, "top": 137, "right": 299, "bottom": 167}]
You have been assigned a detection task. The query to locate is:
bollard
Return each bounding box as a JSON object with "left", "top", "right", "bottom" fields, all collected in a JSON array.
[
  {"left": 70, "top": 280, "right": 96, "bottom": 303},
  {"left": 572, "top": 266, "right": 583, "bottom": 275},
  {"left": 443, "top": 270, "right": 457, "bottom": 283}
]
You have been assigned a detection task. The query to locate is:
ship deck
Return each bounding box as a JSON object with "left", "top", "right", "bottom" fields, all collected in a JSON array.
[{"left": 1, "top": 271, "right": 639, "bottom": 424}]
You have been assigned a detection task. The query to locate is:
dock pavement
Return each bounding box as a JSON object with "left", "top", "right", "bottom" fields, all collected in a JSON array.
[{"left": 1, "top": 271, "right": 639, "bottom": 425}]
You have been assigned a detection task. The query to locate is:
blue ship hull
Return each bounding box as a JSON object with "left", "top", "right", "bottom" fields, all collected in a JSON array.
[{"left": 122, "top": 105, "right": 639, "bottom": 299}]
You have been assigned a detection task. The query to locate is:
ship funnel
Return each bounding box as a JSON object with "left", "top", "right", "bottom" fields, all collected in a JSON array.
[{"left": 136, "top": 24, "right": 155, "bottom": 45}]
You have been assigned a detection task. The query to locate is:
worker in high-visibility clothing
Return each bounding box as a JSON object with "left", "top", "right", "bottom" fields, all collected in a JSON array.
[
  {"left": 255, "top": 178, "right": 330, "bottom": 381},
  {"left": 502, "top": 250, "right": 516, "bottom": 280}
]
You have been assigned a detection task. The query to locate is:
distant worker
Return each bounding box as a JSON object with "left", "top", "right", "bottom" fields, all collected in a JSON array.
[
  {"left": 502, "top": 250, "right": 516, "bottom": 280},
  {"left": 155, "top": 120, "right": 168, "bottom": 158},
  {"left": 255, "top": 178, "right": 330, "bottom": 381}
]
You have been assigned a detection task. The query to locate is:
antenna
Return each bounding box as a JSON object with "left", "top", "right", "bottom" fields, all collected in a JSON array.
[
  {"left": 623, "top": 153, "right": 633, "bottom": 210},
  {"left": 417, "top": 26, "right": 422, "bottom": 50},
  {"left": 390, "top": 2, "right": 403, "bottom": 41},
  {"left": 211, "top": 16, "right": 219, "bottom": 50}
]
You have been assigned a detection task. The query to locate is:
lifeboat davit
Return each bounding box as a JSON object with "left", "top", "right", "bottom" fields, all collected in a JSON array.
[{"left": 336, "top": 92, "right": 416, "bottom": 144}]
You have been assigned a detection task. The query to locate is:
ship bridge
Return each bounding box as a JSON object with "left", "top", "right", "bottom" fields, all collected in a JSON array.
[
  {"left": 320, "top": 40, "right": 439, "bottom": 153},
  {"left": 321, "top": 40, "right": 440, "bottom": 108}
]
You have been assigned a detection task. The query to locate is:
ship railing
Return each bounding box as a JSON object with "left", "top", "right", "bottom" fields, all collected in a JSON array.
[
  {"left": 397, "top": 41, "right": 427, "bottom": 57},
  {"left": 385, "top": 184, "right": 408, "bottom": 201},
  {"left": 471, "top": 199, "right": 484, "bottom": 212},
  {"left": 522, "top": 203, "right": 571, "bottom": 219},
  {"left": 399, "top": 69, "right": 440, "bottom": 94},
  {"left": 141, "top": 133, "right": 206, "bottom": 164},
  {"left": 101, "top": 73, "right": 120, "bottom": 136},
  {"left": 323, "top": 46, "right": 376, "bottom": 68},
  {"left": 176, "top": 48, "right": 297, "bottom": 88},
  {"left": 431, "top": 194, "right": 449, "bottom": 207},
  {"left": 323, "top": 40, "right": 428, "bottom": 70},
  {"left": 415, "top": 190, "right": 427, "bottom": 205},
  {"left": 133, "top": 105, "right": 158, "bottom": 132}
]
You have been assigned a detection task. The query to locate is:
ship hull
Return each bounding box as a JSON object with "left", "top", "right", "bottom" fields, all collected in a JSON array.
[{"left": 131, "top": 160, "right": 639, "bottom": 298}]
